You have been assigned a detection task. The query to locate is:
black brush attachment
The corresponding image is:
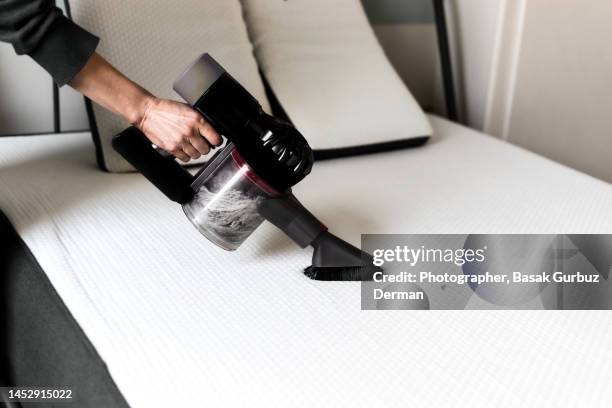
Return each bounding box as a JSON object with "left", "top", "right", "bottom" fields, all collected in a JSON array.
[
  {"left": 304, "top": 265, "right": 379, "bottom": 281},
  {"left": 258, "top": 194, "right": 380, "bottom": 281}
]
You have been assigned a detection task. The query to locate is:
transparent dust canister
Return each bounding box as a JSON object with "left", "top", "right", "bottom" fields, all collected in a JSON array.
[{"left": 182, "top": 143, "right": 280, "bottom": 250}]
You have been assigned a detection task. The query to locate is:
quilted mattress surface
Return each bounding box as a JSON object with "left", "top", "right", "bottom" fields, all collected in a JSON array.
[{"left": 1, "top": 115, "right": 612, "bottom": 407}]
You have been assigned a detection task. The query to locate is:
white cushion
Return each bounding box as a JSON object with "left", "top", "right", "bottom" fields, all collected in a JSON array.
[
  {"left": 68, "top": 0, "right": 270, "bottom": 172},
  {"left": 241, "top": 0, "right": 432, "bottom": 150}
]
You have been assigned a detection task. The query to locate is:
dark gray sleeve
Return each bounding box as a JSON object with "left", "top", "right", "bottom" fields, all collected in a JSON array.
[{"left": 0, "top": 0, "right": 99, "bottom": 86}]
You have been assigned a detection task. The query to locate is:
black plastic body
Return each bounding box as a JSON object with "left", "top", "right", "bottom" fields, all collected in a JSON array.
[{"left": 192, "top": 73, "right": 313, "bottom": 192}]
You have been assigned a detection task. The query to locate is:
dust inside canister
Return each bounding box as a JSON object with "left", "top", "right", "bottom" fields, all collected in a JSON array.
[{"left": 183, "top": 148, "right": 270, "bottom": 250}]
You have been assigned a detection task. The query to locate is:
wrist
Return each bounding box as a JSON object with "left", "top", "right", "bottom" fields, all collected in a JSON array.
[{"left": 128, "top": 92, "right": 156, "bottom": 128}]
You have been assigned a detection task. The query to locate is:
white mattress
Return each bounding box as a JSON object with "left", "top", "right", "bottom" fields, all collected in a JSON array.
[{"left": 1, "top": 115, "right": 612, "bottom": 407}]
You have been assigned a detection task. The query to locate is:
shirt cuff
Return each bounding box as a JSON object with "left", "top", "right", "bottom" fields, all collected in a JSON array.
[{"left": 28, "top": 16, "right": 99, "bottom": 86}]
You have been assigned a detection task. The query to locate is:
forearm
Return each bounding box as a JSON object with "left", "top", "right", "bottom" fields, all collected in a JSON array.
[{"left": 68, "top": 52, "right": 153, "bottom": 125}]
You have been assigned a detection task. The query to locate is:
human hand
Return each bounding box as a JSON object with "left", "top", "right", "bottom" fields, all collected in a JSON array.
[
  {"left": 67, "top": 53, "right": 222, "bottom": 162},
  {"left": 137, "top": 97, "right": 222, "bottom": 162}
]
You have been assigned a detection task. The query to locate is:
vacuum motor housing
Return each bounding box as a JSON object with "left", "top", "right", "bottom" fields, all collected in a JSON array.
[{"left": 174, "top": 54, "right": 313, "bottom": 192}]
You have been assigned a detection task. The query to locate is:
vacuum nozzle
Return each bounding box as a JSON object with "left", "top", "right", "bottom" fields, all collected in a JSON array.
[
  {"left": 259, "top": 194, "right": 380, "bottom": 281},
  {"left": 305, "top": 231, "right": 381, "bottom": 281}
]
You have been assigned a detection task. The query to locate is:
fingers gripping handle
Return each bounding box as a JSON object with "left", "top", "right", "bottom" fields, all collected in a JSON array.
[{"left": 112, "top": 126, "right": 195, "bottom": 204}]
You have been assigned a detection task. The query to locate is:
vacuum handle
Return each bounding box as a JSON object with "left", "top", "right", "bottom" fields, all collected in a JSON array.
[{"left": 112, "top": 126, "right": 195, "bottom": 204}]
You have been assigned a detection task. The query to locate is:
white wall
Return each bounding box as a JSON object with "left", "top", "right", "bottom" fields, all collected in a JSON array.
[
  {"left": 0, "top": 43, "right": 55, "bottom": 134},
  {"left": 442, "top": 0, "right": 612, "bottom": 183},
  {"left": 446, "top": 0, "right": 505, "bottom": 129},
  {"left": 505, "top": 0, "right": 612, "bottom": 183},
  {"left": 0, "top": 43, "right": 89, "bottom": 135}
]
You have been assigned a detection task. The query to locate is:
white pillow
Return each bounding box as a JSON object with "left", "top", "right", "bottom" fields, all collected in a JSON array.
[
  {"left": 68, "top": 0, "right": 270, "bottom": 172},
  {"left": 240, "top": 0, "right": 432, "bottom": 154}
]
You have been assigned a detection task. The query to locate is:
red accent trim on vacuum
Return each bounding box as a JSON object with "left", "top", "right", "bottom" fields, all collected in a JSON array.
[{"left": 231, "top": 150, "right": 282, "bottom": 197}]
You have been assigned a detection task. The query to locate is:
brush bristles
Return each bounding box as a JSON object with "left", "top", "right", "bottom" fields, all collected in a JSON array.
[{"left": 304, "top": 265, "right": 380, "bottom": 281}]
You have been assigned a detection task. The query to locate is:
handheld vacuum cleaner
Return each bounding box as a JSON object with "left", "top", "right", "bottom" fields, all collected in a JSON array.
[{"left": 112, "top": 54, "right": 378, "bottom": 281}]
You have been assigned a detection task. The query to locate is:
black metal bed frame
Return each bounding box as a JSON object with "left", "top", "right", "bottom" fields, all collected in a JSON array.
[{"left": 433, "top": 0, "right": 458, "bottom": 121}]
